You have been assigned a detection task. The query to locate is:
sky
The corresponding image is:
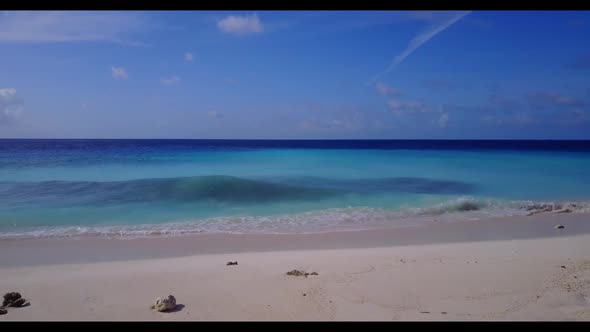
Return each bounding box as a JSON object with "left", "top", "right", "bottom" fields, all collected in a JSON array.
[{"left": 1, "top": 10, "right": 590, "bottom": 139}]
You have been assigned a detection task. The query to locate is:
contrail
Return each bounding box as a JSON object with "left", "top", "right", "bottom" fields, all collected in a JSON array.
[{"left": 366, "top": 11, "right": 471, "bottom": 85}]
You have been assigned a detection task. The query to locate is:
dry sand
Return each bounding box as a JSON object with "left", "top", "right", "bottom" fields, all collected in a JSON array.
[{"left": 1, "top": 213, "right": 590, "bottom": 321}]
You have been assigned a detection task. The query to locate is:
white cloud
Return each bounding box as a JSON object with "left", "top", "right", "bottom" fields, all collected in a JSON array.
[
  {"left": 184, "top": 52, "right": 193, "bottom": 62},
  {"left": 0, "top": 88, "right": 23, "bottom": 125},
  {"left": 217, "top": 14, "right": 263, "bottom": 35},
  {"left": 0, "top": 11, "right": 150, "bottom": 45},
  {"left": 438, "top": 113, "right": 449, "bottom": 128},
  {"left": 111, "top": 66, "right": 128, "bottom": 80},
  {"left": 161, "top": 76, "right": 180, "bottom": 85},
  {"left": 375, "top": 82, "right": 402, "bottom": 96},
  {"left": 368, "top": 11, "right": 471, "bottom": 84}
]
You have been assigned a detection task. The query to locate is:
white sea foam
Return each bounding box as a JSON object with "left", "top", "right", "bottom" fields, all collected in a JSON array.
[{"left": 1, "top": 198, "right": 590, "bottom": 240}]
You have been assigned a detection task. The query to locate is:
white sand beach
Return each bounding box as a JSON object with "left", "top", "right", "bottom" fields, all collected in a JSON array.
[{"left": 1, "top": 213, "right": 590, "bottom": 321}]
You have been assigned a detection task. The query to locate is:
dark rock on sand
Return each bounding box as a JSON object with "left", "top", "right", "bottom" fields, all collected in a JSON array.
[
  {"left": 0, "top": 308, "right": 6, "bottom": 315},
  {"left": 2, "top": 292, "right": 29, "bottom": 309},
  {"left": 6, "top": 298, "right": 27, "bottom": 308},
  {"left": 287, "top": 270, "right": 306, "bottom": 277},
  {"left": 286, "top": 270, "right": 319, "bottom": 278},
  {"left": 555, "top": 224, "right": 565, "bottom": 229},
  {"left": 226, "top": 261, "right": 238, "bottom": 266},
  {"left": 2, "top": 292, "right": 21, "bottom": 307}
]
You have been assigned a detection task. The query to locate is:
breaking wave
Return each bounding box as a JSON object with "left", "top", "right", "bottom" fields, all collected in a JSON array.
[{"left": 1, "top": 197, "right": 589, "bottom": 240}]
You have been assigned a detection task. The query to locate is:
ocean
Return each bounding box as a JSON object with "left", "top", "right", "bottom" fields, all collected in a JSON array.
[{"left": 1, "top": 139, "right": 589, "bottom": 239}]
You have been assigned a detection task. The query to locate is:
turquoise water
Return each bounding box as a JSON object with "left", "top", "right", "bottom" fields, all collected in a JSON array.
[{"left": 1, "top": 140, "right": 590, "bottom": 238}]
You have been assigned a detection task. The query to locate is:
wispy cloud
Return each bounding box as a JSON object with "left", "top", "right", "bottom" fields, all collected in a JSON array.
[
  {"left": 299, "top": 116, "right": 363, "bottom": 131},
  {"left": 0, "top": 88, "right": 23, "bottom": 125},
  {"left": 387, "top": 99, "right": 432, "bottom": 115},
  {"left": 489, "top": 94, "right": 520, "bottom": 109},
  {"left": 438, "top": 112, "right": 449, "bottom": 128},
  {"left": 217, "top": 14, "right": 263, "bottom": 35},
  {"left": 184, "top": 52, "right": 194, "bottom": 62},
  {"left": 513, "top": 112, "right": 536, "bottom": 124},
  {"left": 526, "top": 91, "right": 587, "bottom": 107},
  {"left": 367, "top": 11, "right": 471, "bottom": 85},
  {"left": 161, "top": 76, "right": 180, "bottom": 85},
  {"left": 375, "top": 82, "right": 403, "bottom": 96},
  {"left": 296, "top": 103, "right": 369, "bottom": 132},
  {"left": 0, "top": 11, "right": 151, "bottom": 45},
  {"left": 111, "top": 66, "right": 128, "bottom": 80}
]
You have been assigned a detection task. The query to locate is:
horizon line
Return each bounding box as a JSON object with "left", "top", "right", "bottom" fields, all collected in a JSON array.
[{"left": 1, "top": 138, "right": 589, "bottom": 141}]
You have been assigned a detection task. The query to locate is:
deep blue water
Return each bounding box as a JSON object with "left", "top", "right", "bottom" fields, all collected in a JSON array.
[{"left": 1, "top": 139, "right": 589, "bottom": 238}]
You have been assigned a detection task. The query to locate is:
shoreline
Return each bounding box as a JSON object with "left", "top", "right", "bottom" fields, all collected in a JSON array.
[{"left": 1, "top": 212, "right": 589, "bottom": 267}]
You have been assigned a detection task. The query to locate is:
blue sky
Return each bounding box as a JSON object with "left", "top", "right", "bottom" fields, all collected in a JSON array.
[{"left": 1, "top": 10, "right": 589, "bottom": 139}]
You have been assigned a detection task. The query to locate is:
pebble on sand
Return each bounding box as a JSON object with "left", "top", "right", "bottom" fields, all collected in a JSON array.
[{"left": 150, "top": 295, "right": 177, "bottom": 312}]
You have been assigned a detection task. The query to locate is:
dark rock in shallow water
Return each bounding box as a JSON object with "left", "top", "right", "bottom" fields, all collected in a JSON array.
[
  {"left": 0, "top": 308, "right": 6, "bottom": 315},
  {"left": 226, "top": 261, "right": 238, "bottom": 266},
  {"left": 555, "top": 224, "right": 565, "bottom": 229}
]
